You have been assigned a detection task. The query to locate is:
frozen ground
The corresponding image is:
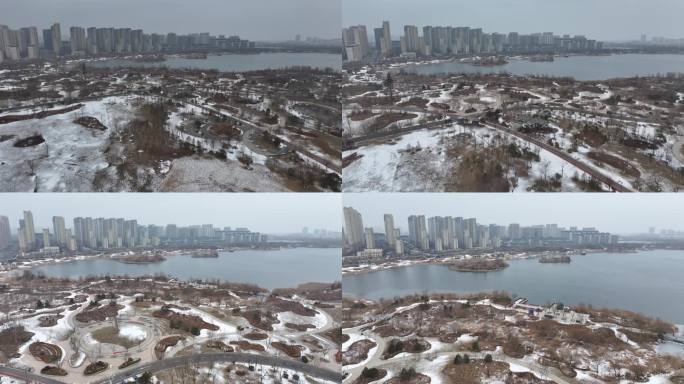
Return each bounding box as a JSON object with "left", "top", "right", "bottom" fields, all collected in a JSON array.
[
  {"left": 119, "top": 324, "right": 147, "bottom": 342},
  {"left": 343, "top": 128, "right": 446, "bottom": 191},
  {"left": 0, "top": 95, "right": 306, "bottom": 192},
  {"left": 159, "top": 156, "right": 288, "bottom": 192},
  {"left": 0, "top": 96, "right": 136, "bottom": 191},
  {"left": 343, "top": 124, "right": 596, "bottom": 192}
]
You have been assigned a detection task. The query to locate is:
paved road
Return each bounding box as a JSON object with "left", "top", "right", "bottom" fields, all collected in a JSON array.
[
  {"left": 1, "top": 353, "right": 341, "bottom": 384},
  {"left": 0, "top": 365, "right": 67, "bottom": 384},
  {"left": 92, "top": 352, "right": 342, "bottom": 384},
  {"left": 189, "top": 102, "right": 342, "bottom": 174},
  {"left": 484, "top": 121, "right": 632, "bottom": 192}
]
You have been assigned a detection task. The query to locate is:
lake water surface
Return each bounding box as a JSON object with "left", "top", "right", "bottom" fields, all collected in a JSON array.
[
  {"left": 87, "top": 52, "right": 341, "bottom": 72},
  {"left": 31, "top": 247, "right": 341, "bottom": 289},
  {"left": 343, "top": 250, "right": 684, "bottom": 323},
  {"left": 402, "top": 54, "right": 684, "bottom": 81}
]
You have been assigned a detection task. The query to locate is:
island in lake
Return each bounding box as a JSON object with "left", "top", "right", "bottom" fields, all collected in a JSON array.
[
  {"left": 539, "top": 255, "right": 572, "bottom": 263},
  {"left": 113, "top": 252, "right": 166, "bottom": 264},
  {"left": 190, "top": 249, "right": 219, "bottom": 258},
  {"left": 449, "top": 258, "right": 509, "bottom": 272}
]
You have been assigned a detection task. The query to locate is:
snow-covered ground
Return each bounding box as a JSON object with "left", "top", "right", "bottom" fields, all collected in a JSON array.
[
  {"left": 118, "top": 324, "right": 148, "bottom": 342},
  {"left": 343, "top": 123, "right": 597, "bottom": 192},
  {"left": 0, "top": 96, "right": 137, "bottom": 191},
  {"left": 343, "top": 128, "right": 446, "bottom": 191},
  {"left": 159, "top": 156, "right": 288, "bottom": 192}
]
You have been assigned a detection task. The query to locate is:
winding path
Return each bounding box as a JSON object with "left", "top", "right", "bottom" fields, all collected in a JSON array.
[{"left": 91, "top": 352, "right": 342, "bottom": 384}]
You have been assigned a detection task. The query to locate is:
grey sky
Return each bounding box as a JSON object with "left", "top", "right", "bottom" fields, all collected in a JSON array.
[
  {"left": 0, "top": 193, "right": 341, "bottom": 234},
  {"left": 344, "top": 193, "right": 684, "bottom": 234},
  {"left": 1, "top": 0, "right": 341, "bottom": 41},
  {"left": 343, "top": 0, "right": 684, "bottom": 41}
]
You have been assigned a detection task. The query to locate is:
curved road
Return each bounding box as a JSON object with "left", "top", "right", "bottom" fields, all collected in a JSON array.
[
  {"left": 92, "top": 352, "right": 342, "bottom": 384},
  {"left": 1, "top": 352, "right": 341, "bottom": 384},
  {"left": 189, "top": 101, "right": 342, "bottom": 174},
  {"left": 485, "top": 121, "right": 631, "bottom": 192},
  {"left": 0, "top": 366, "right": 66, "bottom": 384}
]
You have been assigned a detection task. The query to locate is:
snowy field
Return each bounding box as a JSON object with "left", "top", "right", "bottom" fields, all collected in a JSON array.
[
  {"left": 343, "top": 124, "right": 598, "bottom": 192},
  {"left": 0, "top": 96, "right": 302, "bottom": 191},
  {"left": 0, "top": 96, "right": 136, "bottom": 191}
]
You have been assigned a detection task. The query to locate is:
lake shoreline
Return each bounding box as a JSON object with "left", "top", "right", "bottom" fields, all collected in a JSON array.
[
  {"left": 385, "top": 53, "right": 684, "bottom": 81},
  {"left": 343, "top": 249, "right": 684, "bottom": 323},
  {"left": 82, "top": 51, "right": 341, "bottom": 72},
  {"left": 4, "top": 247, "right": 341, "bottom": 290},
  {"left": 341, "top": 248, "right": 616, "bottom": 276}
]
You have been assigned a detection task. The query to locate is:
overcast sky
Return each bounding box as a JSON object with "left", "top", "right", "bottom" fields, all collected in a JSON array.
[
  {"left": 344, "top": 0, "right": 684, "bottom": 41},
  {"left": 344, "top": 193, "right": 684, "bottom": 234},
  {"left": 1, "top": 0, "right": 341, "bottom": 41},
  {"left": 0, "top": 194, "right": 341, "bottom": 234}
]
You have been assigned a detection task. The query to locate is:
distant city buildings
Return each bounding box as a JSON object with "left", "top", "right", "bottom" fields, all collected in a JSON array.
[
  {"left": 345, "top": 209, "right": 619, "bottom": 257},
  {"left": 0, "top": 216, "right": 10, "bottom": 250},
  {"left": 343, "top": 20, "right": 604, "bottom": 62},
  {"left": 343, "top": 206, "right": 365, "bottom": 250},
  {"left": 0, "top": 21, "right": 255, "bottom": 63},
  {"left": 342, "top": 25, "right": 369, "bottom": 62},
  {"left": 2, "top": 210, "right": 267, "bottom": 257}
]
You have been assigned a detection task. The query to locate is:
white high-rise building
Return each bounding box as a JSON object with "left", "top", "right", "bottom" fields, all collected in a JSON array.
[
  {"left": 22, "top": 210, "right": 36, "bottom": 250},
  {"left": 70, "top": 26, "right": 87, "bottom": 56},
  {"left": 42, "top": 228, "right": 50, "bottom": 248},
  {"left": 52, "top": 216, "right": 67, "bottom": 247},
  {"left": 0, "top": 215, "right": 10, "bottom": 249},
  {"left": 51, "top": 23, "right": 62, "bottom": 56},
  {"left": 403, "top": 25, "right": 419, "bottom": 53},
  {"left": 364, "top": 227, "right": 375, "bottom": 249},
  {"left": 383, "top": 214, "right": 397, "bottom": 252},
  {"left": 381, "top": 21, "right": 392, "bottom": 57},
  {"left": 343, "top": 207, "right": 365, "bottom": 249}
]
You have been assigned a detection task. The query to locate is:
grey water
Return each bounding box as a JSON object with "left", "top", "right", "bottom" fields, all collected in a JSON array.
[
  {"left": 86, "top": 52, "right": 341, "bottom": 72},
  {"left": 343, "top": 250, "right": 684, "bottom": 323},
  {"left": 31, "top": 247, "right": 341, "bottom": 289},
  {"left": 402, "top": 54, "right": 684, "bottom": 81}
]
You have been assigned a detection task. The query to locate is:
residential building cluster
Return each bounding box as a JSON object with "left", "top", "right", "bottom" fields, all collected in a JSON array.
[
  {"left": 0, "top": 211, "right": 266, "bottom": 257},
  {"left": 343, "top": 207, "right": 619, "bottom": 257},
  {"left": 343, "top": 20, "right": 603, "bottom": 62},
  {"left": 0, "top": 21, "right": 254, "bottom": 63}
]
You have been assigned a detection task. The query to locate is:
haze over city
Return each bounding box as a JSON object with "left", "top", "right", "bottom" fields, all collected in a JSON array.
[
  {"left": 344, "top": 193, "right": 684, "bottom": 234},
  {"left": 1, "top": 0, "right": 342, "bottom": 40},
  {"left": 343, "top": 0, "right": 684, "bottom": 41},
  {"left": 0, "top": 193, "right": 341, "bottom": 234}
]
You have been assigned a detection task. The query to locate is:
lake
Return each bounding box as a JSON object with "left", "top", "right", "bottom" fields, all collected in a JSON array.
[
  {"left": 31, "top": 247, "right": 341, "bottom": 289},
  {"left": 343, "top": 250, "right": 684, "bottom": 323},
  {"left": 401, "top": 54, "right": 684, "bottom": 81},
  {"left": 86, "top": 52, "right": 341, "bottom": 72}
]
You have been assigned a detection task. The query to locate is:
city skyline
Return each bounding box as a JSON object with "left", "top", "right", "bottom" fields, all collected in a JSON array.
[
  {"left": 1, "top": 0, "right": 341, "bottom": 41},
  {"left": 343, "top": 194, "right": 684, "bottom": 234},
  {"left": 0, "top": 193, "right": 341, "bottom": 234},
  {"left": 342, "top": 20, "right": 603, "bottom": 61},
  {"left": 343, "top": 0, "right": 684, "bottom": 41}
]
